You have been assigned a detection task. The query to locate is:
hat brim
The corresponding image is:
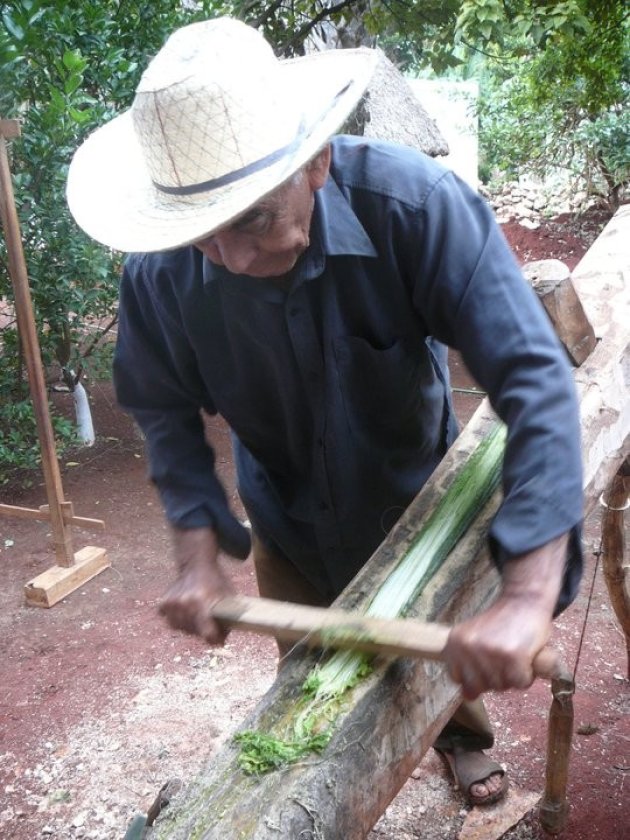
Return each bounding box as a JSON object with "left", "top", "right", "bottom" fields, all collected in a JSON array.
[{"left": 66, "top": 48, "right": 377, "bottom": 253}]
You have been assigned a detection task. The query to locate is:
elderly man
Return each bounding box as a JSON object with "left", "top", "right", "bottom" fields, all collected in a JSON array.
[{"left": 67, "top": 17, "right": 583, "bottom": 808}]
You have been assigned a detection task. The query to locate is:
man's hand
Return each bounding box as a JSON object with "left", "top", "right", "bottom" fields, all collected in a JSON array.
[
  {"left": 159, "top": 526, "right": 235, "bottom": 645},
  {"left": 444, "top": 533, "right": 569, "bottom": 700}
]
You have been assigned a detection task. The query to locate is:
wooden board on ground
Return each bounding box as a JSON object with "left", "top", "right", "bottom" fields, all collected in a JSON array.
[
  {"left": 150, "top": 207, "right": 629, "bottom": 840},
  {"left": 24, "top": 546, "right": 110, "bottom": 608}
]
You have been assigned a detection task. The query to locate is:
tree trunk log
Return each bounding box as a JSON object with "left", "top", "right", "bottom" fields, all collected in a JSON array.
[
  {"left": 151, "top": 207, "right": 630, "bottom": 840},
  {"left": 601, "top": 458, "right": 630, "bottom": 678},
  {"left": 523, "top": 258, "right": 596, "bottom": 366}
]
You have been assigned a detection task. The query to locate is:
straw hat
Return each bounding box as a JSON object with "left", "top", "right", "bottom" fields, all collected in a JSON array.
[{"left": 66, "top": 17, "right": 378, "bottom": 253}]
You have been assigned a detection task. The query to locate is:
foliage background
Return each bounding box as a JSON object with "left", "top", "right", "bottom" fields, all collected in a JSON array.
[
  {"left": 0, "top": 0, "right": 628, "bottom": 482},
  {"left": 0, "top": 0, "right": 218, "bottom": 479}
]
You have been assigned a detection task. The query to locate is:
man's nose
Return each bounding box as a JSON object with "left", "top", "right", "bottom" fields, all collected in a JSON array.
[{"left": 209, "top": 230, "right": 258, "bottom": 274}]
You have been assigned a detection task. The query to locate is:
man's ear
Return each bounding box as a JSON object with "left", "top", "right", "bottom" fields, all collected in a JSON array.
[{"left": 306, "top": 145, "right": 331, "bottom": 190}]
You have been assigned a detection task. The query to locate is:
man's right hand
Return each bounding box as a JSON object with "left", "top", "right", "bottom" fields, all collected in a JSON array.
[{"left": 159, "top": 526, "right": 235, "bottom": 645}]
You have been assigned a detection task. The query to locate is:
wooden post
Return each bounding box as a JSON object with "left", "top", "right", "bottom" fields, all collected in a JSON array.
[
  {"left": 600, "top": 457, "right": 630, "bottom": 678},
  {"left": 0, "top": 119, "right": 74, "bottom": 566},
  {"left": 0, "top": 118, "right": 109, "bottom": 605},
  {"left": 539, "top": 672, "right": 575, "bottom": 834}
]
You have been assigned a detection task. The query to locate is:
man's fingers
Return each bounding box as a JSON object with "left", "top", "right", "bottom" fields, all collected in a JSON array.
[
  {"left": 447, "top": 642, "right": 537, "bottom": 697},
  {"left": 161, "top": 602, "right": 228, "bottom": 645},
  {"left": 159, "top": 591, "right": 230, "bottom": 646}
]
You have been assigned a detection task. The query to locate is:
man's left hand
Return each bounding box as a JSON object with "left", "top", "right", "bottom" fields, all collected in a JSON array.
[{"left": 444, "top": 533, "right": 568, "bottom": 700}]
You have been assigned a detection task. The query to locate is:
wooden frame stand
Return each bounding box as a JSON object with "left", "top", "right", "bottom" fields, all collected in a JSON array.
[{"left": 0, "top": 118, "right": 110, "bottom": 606}]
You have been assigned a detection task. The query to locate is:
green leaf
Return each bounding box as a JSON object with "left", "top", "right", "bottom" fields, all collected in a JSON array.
[
  {"left": 2, "top": 13, "right": 24, "bottom": 41},
  {"left": 62, "top": 49, "right": 86, "bottom": 72},
  {"left": 68, "top": 106, "right": 91, "bottom": 125},
  {"left": 64, "top": 73, "right": 82, "bottom": 96},
  {"left": 49, "top": 87, "right": 65, "bottom": 111}
]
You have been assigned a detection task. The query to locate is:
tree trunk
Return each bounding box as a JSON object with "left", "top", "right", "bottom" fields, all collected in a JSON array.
[{"left": 150, "top": 206, "right": 630, "bottom": 840}]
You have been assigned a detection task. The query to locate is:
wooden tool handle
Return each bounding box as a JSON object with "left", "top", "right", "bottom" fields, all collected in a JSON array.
[{"left": 211, "top": 594, "right": 565, "bottom": 680}]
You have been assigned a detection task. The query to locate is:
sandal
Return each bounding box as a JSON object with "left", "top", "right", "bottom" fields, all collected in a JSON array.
[{"left": 436, "top": 746, "right": 508, "bottom": 806}]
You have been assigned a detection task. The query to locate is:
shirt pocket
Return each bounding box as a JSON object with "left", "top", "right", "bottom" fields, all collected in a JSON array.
[{"left": 333, "top": 335, "right": 443, "bottom": 451}]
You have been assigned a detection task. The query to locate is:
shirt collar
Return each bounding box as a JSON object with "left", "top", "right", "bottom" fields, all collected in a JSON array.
[
  {"left": 201, "top": 173, "right": 377, "bottom": 295},
  {"left": 293, "top": 174, "right": 377, "bottom": 284},
  {"left": 314, "top": 175, "right": 378, "bottom": 259}
]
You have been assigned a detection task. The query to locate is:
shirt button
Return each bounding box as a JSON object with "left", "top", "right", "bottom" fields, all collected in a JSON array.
[
  {"left": 289, "top": 306, "right": 301, "bottom": 317},
  {"left": 318, "top": 501, "right": 329, "bottom": 511}
]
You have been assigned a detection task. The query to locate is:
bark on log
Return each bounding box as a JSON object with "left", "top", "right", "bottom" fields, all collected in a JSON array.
[
  {"left": 150, "top": 207, "right": 630, "bottom": 840},
  {"left": 601, "top": 457, "right": 630, "bottom": 678},
  {"left": 522, "top": 259, "right": 596, "bottom": 366}
]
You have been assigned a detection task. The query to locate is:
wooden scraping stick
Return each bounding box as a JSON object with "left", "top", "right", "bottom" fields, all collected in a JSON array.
[{"left": 211, "top": 594, "right": 563, "bottom": 681}]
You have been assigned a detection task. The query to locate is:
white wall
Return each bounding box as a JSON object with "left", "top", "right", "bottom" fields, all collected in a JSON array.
[{"left": 407, "top": 79, "right": 479, "bottom": 190}]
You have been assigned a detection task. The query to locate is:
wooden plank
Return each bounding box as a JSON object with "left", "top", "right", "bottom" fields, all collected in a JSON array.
[
  {"left": 24, "top": 546, "right": 110, "bottom": 608},
  {"left": 0, "top": 502, "right": 105, "bottom": 532},
  {"left": 212, "top": 594, "right": 452, "bottom": 660},
  {"left": 211, "top": 594, "right": 562, "bottom": 678},
  {"left": 39, "top": 504, "right": 106, "bottom": 532},
  {"left": 152, "top": 208, "right": 630, "bottom": 839},
  {"left": 0, "top": 503, "right": 56, "bottom": 522}
]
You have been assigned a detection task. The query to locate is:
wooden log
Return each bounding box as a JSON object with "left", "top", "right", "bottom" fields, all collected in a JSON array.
[
  {"left": 572, "top": 204, "right": 630, "bottom": 512},
  {"left": 600, "top": 457, "right": 630, "bottom": 678},
  {"left": 523, "top": 259, "right": 596, "bottom": 366},
  {"left": 152, "top": 403, "right": 501, "bottom": 840},
  {"left": 151, "top": 207, "right": 630, "bottom": 839}
]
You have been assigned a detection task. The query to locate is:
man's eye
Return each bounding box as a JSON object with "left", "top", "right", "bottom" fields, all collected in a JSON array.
[{"left": 234, "top": 210, "right": 272, "bottom": 234}]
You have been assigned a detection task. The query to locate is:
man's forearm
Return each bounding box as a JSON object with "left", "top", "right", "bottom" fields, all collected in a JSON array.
[
  {"left": 171, "top": 524, "right": 220, "bottom": 571},
  {"left": 500, "top": 532, "right": 568, "bottom": 617}
]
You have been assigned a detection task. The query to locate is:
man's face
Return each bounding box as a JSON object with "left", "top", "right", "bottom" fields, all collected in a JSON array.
[{"left": 194, "top": 148, "right": 331, "bottom": 278}]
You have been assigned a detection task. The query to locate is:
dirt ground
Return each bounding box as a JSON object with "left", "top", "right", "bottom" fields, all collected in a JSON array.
[{"left": 0, "top": 208, "right": 628, "bottom": 840}]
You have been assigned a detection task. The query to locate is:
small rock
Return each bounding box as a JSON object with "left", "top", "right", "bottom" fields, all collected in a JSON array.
[{"left": 72, "top": 811, "right": 87, "bottom": 828}]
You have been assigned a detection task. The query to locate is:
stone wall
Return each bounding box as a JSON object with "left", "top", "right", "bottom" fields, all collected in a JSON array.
[{"left": 482, "top": 174, "right": 594, "bottom": 227}]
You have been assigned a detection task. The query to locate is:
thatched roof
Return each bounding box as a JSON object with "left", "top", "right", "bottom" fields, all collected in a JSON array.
[{"left": 342, "top": 48, "right": 449, "bottom": 158}]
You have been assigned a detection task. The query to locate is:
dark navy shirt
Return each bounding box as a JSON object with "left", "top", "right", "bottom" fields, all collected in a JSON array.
[{"left": 114, "top": 136, "right": 583, "bottom": 606}]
